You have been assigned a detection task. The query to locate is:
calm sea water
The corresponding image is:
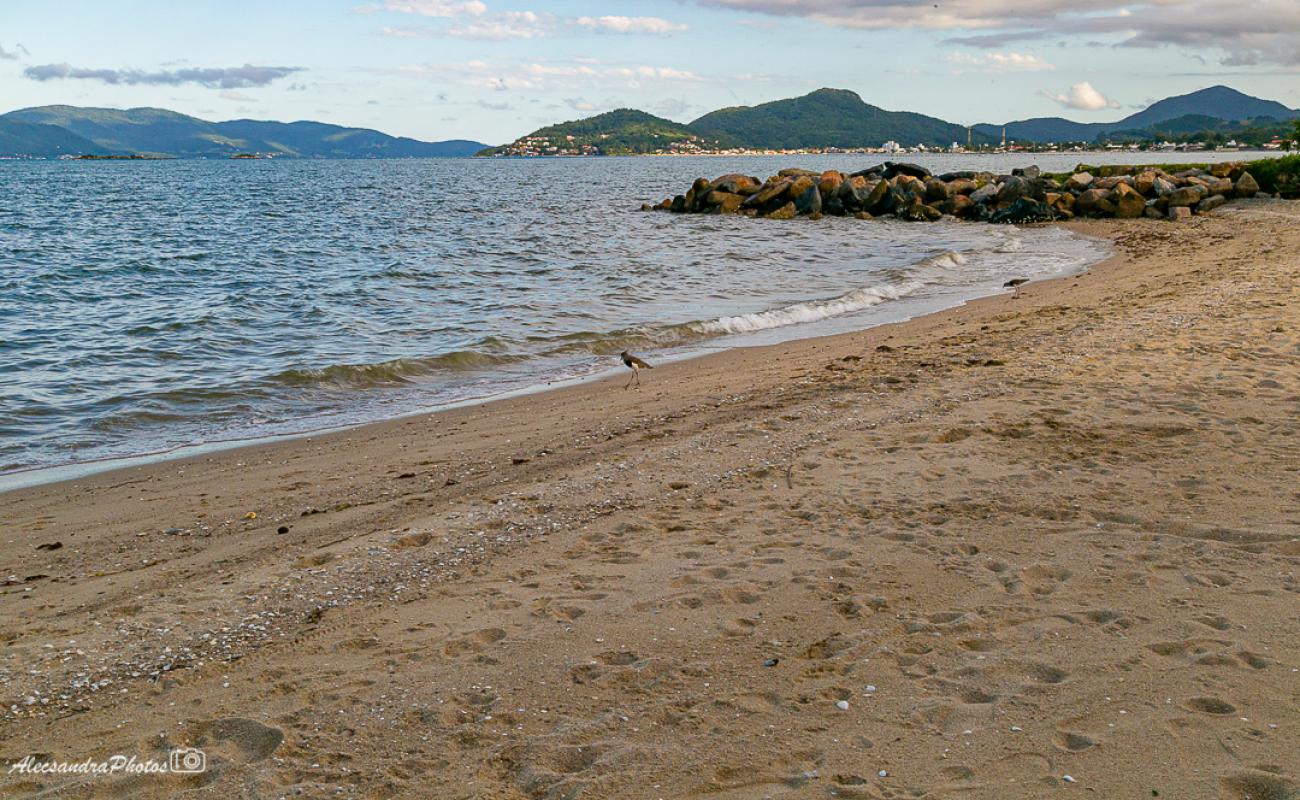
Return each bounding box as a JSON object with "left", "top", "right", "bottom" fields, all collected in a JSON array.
[{"left": 0, "top": 151, "right": 1270, "bottom": 483}]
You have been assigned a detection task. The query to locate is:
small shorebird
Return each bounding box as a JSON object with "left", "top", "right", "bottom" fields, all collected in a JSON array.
[
  {"left": 620, "top": 350, "right": 653, "bottom": 389},
  {"left": 1003, "top": 277, "right": 1029, "bottom": 298}
]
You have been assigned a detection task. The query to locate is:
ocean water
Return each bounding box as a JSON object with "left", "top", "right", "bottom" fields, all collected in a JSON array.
[{"left": 0, "top": 151, "right": 1267, "bottom": 483}]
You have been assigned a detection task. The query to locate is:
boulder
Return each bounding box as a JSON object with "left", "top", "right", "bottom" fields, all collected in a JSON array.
[
  {"left": 850, "top": 164, "right": 886, "bottom": 179},
  {"left": 704, "top": 190, "right": 745, "bottom": 214},
  {"left": 670, "top": 195, "right": 687, "bottom": 213},
  {"left": 924, "top": 178, "right": 951, "bottom": 203},
  {"left": 787, "top": 175, "right": 816, "bottom": 200},
  {"left": 854, "top": 211, "right": 873, "bottom": 220},
  {"left": 1143, "top": 206, "right": 1165, "bottom": 220},
  {"left": 1209, "top": 162, "right": 1239, "bottom": 179},
  {"left": 883, "top": 161, "right": 932, "bottom": 180},
  {"left": 1066, "top": 172, "right": 1094, "bottom": 192},
  {"left": 746, "top": 179, "right": 792, "bottom": 207},
  {"left": 1111, "top": 183, "right": 1146, "bottom": 218},
  {"left": 818, "top": 171, "right": 844, "bottom": 195},
  {"left": 1195, "top": 194, "right": 1227, "bottom": 214},
  {"left": 1053, "top": 192, "right": 1075, "bottom": 213},
  {"left": 778, "top": 168, "right": 819, "bottom": 178},
  {"left": 765, "top": 201, "right": 797, "bottom": 220},
  {"left": 969, "top": 182, "right": 999, "bottom": 205},
  {"left": 1168, "top": 206, "right": 1192, "bottom": 221},
  {"left": 863, "top": 179, "right": 890, "bottom": 214},
  {"left": 1166, "top": 185, "right": 1206, "bottom": 207},
  {"left": 1152, "top": 176, "right": 1177, "bottom": 197},
  {"left": 1208, "top": 177, "right": 1233, "bottom": 196},
  {"left": 948, "top": 179, "right": 978, "bottom": 196},
  {"left": 1235, "top": 172, "right": 1259, "bottom": 198},
  {"left": 990, "top": 197, "right": 1055, "bottom": 224},
  {"left": 823, "top": 196, "right": 845, "bottom": 216},
  {"left": 794, "top": 185, "right": 823, "bottom": 215},
  {"left": 1133, "top": 172, "right": 1156, "bottom": 196},
  {"left": 1011, "top": 165, "right": 1041, "bottom": 179},
  {"left": 1096, "top": 176, "right": 1134, "bottom": 191},
  {"left": 941, "top": 194, "right": 975, "bottom": 217},
  {"left": 1075, "top": 188, "right": 1117, "bottom": 217},
  {"left": 996, "top": 176, "right": 1032, "bottom": 203},
  {"left": 936, "top": 171, "right": 978, "bottom": 181},
  {"left": 710, "top": 174, "right": 761, "bottom": 195}
]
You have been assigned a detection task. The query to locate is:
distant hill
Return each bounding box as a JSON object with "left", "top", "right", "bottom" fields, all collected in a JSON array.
[
  {"left": 0, "top": 105, "right": 486, "bottom": 158},
  {"left": 690, "top": 88, "right": 985, "bottom": 149},
  {"left": 0, "top": 119, "right": 113, "bottom": 157},
  {"left": 1118, "top": 85, "right": 1295, "bottom": 130},
  {"left": 479, "top": 108, "right": 730, "bottom": 156},
  {"left": 976, "top": 85, "right": 1298, "bottom": 144}
]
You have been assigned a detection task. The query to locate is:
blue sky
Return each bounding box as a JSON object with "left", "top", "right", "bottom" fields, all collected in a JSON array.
[{"left": 2, "top": 0, "right": 1297, "bottom": 144}]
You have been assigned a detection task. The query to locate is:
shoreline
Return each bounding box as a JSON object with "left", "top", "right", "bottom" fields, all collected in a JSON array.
[
  {"left": 0, "top": 225, "right": 1109, "bottom": 495},
  {"left": 3, "top": 201, "right": 1298, "bottom": 799}
]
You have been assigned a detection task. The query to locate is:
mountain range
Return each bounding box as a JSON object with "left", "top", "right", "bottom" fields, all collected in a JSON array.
[
  {"left": 0, "top": 106, "right": 486, "bottom": 158},
  {"left": 485, "top": 85, "right": 1297, "bottom": 156},
  {"left": 3, "top": 85, "right": 1295, "bottom": 159},
  {"left": 972, "top": 86, "right": 1298, "bottom": 143}
]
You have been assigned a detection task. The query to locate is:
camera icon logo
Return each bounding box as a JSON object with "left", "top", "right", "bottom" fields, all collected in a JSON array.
[{"left": 169, "top": 747, "right": 207, "bottom": 774}]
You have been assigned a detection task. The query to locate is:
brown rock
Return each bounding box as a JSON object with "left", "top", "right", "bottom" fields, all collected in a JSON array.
[
  {"left": 1208, "top": 177, "right": 1233, "bottom": 196},
  {"left": 948, "top": 179, "right": 978, "bottom": 196},
  {"left": 1066, "top": 172, "right": 1094, "bottom": 191},
  {"left": 1168, "top": 205, "right": 1192, "bottom": 221},
  {"left": 765, "top": 201, "right": 797, "bottom": 220},
  {"left": 1075, "top": 188, "right": 1117, "bottom": 217},
  {"left": 1111, "top": 183, "right": 1146, "bottom": 218},
  {"left": 787, "top": 176, "right": 816, "bottom": 199},
  {"left": 1167, "top": 185, "right": 1206, "bottom": 207},
  {"left": 746, "top": 179, "right": 792, "bottom": 207},
  {"left": 1134, "top": 171, "right": 1156, "bottom": 196},
  {"left": 818, "top": 171, "right": 844, "bottom": 194},
  {"left": 1195, "top": 194, "right": 1227, "bottom": 214},
  {"left": 924, "top": 178, "right": 951, "bottom": 203},
  {"left": 705, "top": 190, "right": 745, "bottom": 214},
  {"left": 1235, "top": 172, "right": 1259, "bottom": 198}
]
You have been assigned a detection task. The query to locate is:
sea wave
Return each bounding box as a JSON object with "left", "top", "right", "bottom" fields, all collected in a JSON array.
[{"left": 689, "top": 280, "right": 924, "bottom": 336}]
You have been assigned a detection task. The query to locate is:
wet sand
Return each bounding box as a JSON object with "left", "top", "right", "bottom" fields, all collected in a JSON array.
[{"left": 2, "top": 200, "right": 1298, "bottom": 799}]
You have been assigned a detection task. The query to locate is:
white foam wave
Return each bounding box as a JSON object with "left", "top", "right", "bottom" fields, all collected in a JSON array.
[
  {"left": 691, "top": 281, "right": 923, "bottom": 336},
  {"left": 919, "top": 251, "right": 967, "bottom": 270}
]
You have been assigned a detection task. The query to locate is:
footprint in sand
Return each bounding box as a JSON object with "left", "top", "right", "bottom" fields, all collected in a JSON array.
[
  {"left": 1052, "top": 730, "right": 1097, "bottom": 752},
  {"left": 1218, "top": 770, "right": 1298, "bottom": 800},
  {"left": 1183, "top": 696, "right": 1238, "bottom": 715},
  {"left": 443, "top": 627, "right": 507, "bottom": 656}
]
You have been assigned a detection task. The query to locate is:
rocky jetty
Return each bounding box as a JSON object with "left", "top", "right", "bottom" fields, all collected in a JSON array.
[{"left": 647, "top": 161, "right": 1261, "bottom": 223}]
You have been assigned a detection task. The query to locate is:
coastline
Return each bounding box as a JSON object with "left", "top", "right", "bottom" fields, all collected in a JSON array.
[
  {"left": 0, "top": 223, "right": 1107, "bottom": 495},
  {"left": 3, "top": 200, "right": 1298, "bottom": 799}
]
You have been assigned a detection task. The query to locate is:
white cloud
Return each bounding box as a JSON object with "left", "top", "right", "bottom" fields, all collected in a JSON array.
[
  {"left": 574, "top": 15, "right": 688, "bottom": 34},
  {"left": 446, "top": 10, "right": 549, "bottom": 39},
  {"left": 695, "top": 0, "right": 1300, "bottom": 67},
  {"left": 384, "top": 58, "right": 705, "bottom": 92},
  {"left": 947, "top": 51, "right": 1056, "bottom": 72},
  {"left": 218, "top": 90, "right": 256, "bottom": 102},
  {"left": 379, "top": 0, "right": 486, "bottom": 16},
  {"left": 1044, "top": 81, "right": 1122, "bottom": 110}
]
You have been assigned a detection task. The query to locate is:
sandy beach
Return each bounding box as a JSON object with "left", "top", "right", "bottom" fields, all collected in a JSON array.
[{"left": 2, "top": 200, "right": 1298, "bottom": 799}]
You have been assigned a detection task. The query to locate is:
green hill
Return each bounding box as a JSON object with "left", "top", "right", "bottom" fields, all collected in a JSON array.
[
  {"left": 479, "top": 108, "right": 728, "bottom": 156},
  {"left": 0, "top": 119, "right": 112, "bottom": 157},
  {"left": 976, "top": 85, "right": 1298, "bottom": 144},
  {"left": 689, "top": 88, "right": 984, "bottom": 149},
  {"left": 0, "top": 106, "right": 486, "bottom": 158}
]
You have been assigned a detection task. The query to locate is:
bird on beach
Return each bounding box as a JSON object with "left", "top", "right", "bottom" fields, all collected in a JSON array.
[
  {"left": 620, "top": 350, "right": 653, "bottom": 390},
  {"left": 1003, "top": 277, "right": 1029, "bottom": 298}
]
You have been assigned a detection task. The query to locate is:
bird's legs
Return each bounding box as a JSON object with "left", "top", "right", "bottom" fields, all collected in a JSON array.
[{"left": 624, "top": 367, "right": 638, "bottom": 390}]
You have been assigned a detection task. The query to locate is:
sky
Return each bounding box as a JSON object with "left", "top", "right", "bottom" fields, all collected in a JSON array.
[{"left": 2, "top": 1, "right": 1298, "bottom": 144}]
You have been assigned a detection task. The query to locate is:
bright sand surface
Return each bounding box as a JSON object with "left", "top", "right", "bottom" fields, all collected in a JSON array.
[{"left": 2, "top": 200, "right": 1298, "bottom": 799}]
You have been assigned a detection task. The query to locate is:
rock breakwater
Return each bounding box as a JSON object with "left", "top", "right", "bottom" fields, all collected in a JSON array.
[{"left": 647, "top": 161, "right": 1262, "bottom": 223}]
